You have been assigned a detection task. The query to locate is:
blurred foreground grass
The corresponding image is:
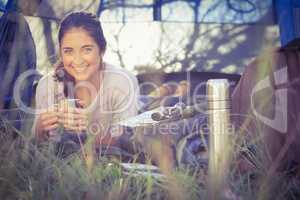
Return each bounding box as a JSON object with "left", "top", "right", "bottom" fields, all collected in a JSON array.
[{"left": 0, "top": 119, "right": 299, "bottom": 200}]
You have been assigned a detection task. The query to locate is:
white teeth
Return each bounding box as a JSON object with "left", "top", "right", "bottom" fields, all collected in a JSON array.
[{"left": 73, "top": 65, "right": 88, "bottom": 72}]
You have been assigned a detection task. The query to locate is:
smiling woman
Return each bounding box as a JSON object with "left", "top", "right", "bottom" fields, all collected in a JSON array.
[
  {"left": 60, "top": 28, "right": 102, "bottom": 85},
  {"left": 32, "top": 12, "right": 139, "bottom": 153}
]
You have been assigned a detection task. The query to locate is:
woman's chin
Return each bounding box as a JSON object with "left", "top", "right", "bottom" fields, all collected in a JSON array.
[{"left": 73, "top": 75, "right": 89, "bottom": 82}]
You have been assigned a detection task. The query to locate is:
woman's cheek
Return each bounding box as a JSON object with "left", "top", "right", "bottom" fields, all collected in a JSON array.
[
  {"left": 62, "top": 56, "right": 73, "bottom": 66},
  {"left": 83, "top": 54, "right": 94, "bottom": 63}
]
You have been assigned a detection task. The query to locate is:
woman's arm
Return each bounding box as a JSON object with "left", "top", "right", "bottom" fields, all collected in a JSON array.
[
  {"left": 94, "top": 68, "right": 140, "bottom": 145},
  {"left": 32, "top": 75, "right": 59, "bottom": 141}
]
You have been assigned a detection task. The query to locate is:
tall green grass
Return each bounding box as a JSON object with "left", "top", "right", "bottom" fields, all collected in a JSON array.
[{"left": 0, "top": 117, "right": 299, "bottom": 200}]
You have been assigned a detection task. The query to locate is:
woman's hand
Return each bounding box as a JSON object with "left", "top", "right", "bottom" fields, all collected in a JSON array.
[
  {"left": 58, "top": 101, "right": 88, "bottom": 132},
  {"left": 35, "top": 110, "right": 59, "bottom": 141}
]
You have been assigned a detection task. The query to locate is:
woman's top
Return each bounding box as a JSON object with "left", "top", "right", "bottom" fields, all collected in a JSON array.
[{"left": 32, "top": 63, "right": 140, "bottom": 140}]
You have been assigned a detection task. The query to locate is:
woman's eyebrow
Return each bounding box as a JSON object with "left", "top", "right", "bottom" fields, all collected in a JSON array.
[
  {"left": 62, "top": 47, "right": 73, "bottom": 50},
  {"left": 82, "top": 44, "right": 94, "bottom": 48}
]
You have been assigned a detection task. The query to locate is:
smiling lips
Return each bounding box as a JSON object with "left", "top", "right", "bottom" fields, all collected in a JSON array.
[{"left": 72, "top": 64, "right": 88, "bottom": 73}]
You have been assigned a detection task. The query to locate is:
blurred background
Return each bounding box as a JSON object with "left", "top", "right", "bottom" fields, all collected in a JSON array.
[{"left": 0, "top": 0, "right": 279, "bottom": 75}]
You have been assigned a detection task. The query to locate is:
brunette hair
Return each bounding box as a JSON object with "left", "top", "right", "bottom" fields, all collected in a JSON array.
[{"left": 54, "top": 11, "right": 107, "bottom": 97}]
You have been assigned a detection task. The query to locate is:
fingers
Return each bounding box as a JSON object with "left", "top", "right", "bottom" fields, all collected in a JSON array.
[
  {"left": 36, "top": 105, "right": 89, "bottom": 141},
  {"left": 58, "top": 112, "right": 88, "bottom": 121},
  {"left": 41, "top": 114, "right": 58, "bottom": 126},
  {"left": 62, "top": 116, "right": 87, "bottom": 132},
  {"left": 63, "top": 124, "right": 87, "bottom": 132},
  {"left": 36, "top": 111, "right": 59, "bottom": 140},
  {"left": 38, "top": 100, "right": 89, "bottom": 136},
  {"left": 58, "top": 118, "right": 88, "bottom": 128},
  {"left": 58, "top": 112, "right": 88, "bottom": 132},
  {"left": 58, "top": 113, "right": 87, "bottom": 126},
  {"left": 40, "top": 111, "right": 57, "bottom": 120},
  {"left": 44, "top": 123, "right": 59, "bottom": 132},
  {"left": 39, "top": 112, "right": 58, "bottom": 126}
]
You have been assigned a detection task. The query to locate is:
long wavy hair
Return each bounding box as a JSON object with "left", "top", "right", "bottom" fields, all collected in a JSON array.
[{"left": 53, "top": 12, "right": 107, "bottom": 98}]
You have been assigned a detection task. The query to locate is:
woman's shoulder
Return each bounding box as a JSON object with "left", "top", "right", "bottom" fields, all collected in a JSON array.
[
  {"left": 104, "top": 63, "right": 138, "bottom": 86},
  {"left": 105, "top": 63, "right": 134, "bottom": 76}
]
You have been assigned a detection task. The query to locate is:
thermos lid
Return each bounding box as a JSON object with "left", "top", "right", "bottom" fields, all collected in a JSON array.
[{"left": 207, "top": 79, "right": 230, "bottom": 110}]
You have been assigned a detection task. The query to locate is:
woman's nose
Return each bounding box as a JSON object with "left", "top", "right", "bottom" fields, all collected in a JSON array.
[{"left": 73, "top": 55, "right": 85, "bottom": 65}]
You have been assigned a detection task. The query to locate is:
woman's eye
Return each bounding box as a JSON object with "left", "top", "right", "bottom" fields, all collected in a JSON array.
[
  {"left": 63, "top": 49, "right": 73, "bottom": 55},
  {"left": 83, "top": 47, "right": 93, "bottom": 54}
]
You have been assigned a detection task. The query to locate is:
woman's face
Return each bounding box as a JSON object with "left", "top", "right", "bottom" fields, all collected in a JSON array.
[{"left": 60, "top": 27, "right": 102, "bottom": 82}]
